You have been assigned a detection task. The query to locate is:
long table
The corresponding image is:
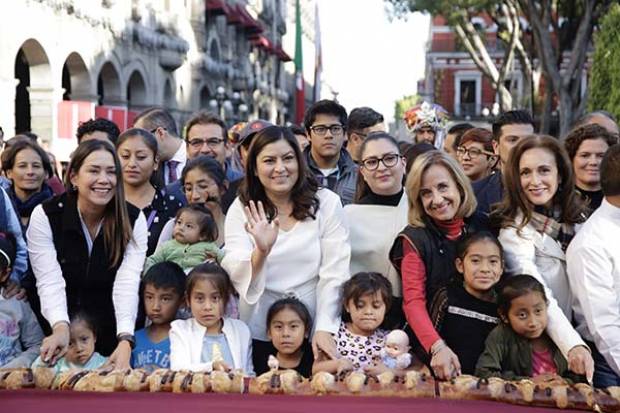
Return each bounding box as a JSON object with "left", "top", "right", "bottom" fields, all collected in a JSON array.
[{"left": 1, "top": 389, "right": 585, "bottom": 413}]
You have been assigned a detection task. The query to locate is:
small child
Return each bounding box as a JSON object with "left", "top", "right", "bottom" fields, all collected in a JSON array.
[
  {"left": 429, "top": 231, "right": 503, "bottom": 374},
  {"left": 32, "top": 311, "right": 106, "bottom": 373},
  {"left": 313, "top": 272, "right": 392, "bottom": 375},
  {"left": 254, "top": 298, "right": 314, "bottom": 378},
  {"left": 145, "top": 205, "right": 224, "bottom": 273},
  {"left": 475, "top": 274, "right": 580, "bottom": 381},
  {"left": 131, "top": 262, "right": 185, "bottom": 372},
  {"left": 170, "top": 262, "right": 253, "bottom": 374},
  {"left": 0, "top": 232, "right": 43, "bottom": 368}
]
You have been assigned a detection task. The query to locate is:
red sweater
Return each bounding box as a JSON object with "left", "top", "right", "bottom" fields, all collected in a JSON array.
[{"left": 401, "top": 218, "right": 464, "bottom": 352}]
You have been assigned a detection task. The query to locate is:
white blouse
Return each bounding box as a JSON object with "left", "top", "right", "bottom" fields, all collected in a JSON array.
[
  {"left": 222, "top": 188, "right": 351, "bottom": 341},
  {"left": 344, "top": 193, "right": 408, "bottom": 297},
  {"left": 27, "top": 204, "right": 148, "bottom": 335}
]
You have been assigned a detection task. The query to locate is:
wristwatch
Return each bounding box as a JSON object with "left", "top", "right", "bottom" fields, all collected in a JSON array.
[{"left": 117, "top": 333, "right": 136, "bottom": 349}]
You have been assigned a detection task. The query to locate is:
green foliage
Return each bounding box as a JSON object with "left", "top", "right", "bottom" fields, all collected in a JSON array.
[
  {"left": 588, "top": 3, "right": 620, "bottom": 119},
  {"left": 394, "top": 94, "right": 420, "bottom": 121}
]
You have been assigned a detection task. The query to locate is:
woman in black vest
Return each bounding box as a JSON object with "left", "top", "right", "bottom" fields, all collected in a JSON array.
[
  {"left": 26, "top": 140, "right": 148, "bottom": 368},
  {"left": 389, "top": 150, "right": 485, "bottom": 379}
]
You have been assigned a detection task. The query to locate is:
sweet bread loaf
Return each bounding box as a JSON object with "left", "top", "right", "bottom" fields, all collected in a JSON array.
[
  {"left": 310, "top": 371, "right": 336, "bottom": 395},
  {"left": 123, "top": 369, "right": 150, "bottom": 392},
  {"left": 0, "top": 368, "right": 35, "bottom": 390},
  {"left": 32, "top": 367, "right": 55, "bottom": 389}
]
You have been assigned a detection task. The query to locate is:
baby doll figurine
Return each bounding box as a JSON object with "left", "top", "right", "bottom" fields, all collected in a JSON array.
[{"left": 381, "top": 330, "right": 412, "bottom": 370}]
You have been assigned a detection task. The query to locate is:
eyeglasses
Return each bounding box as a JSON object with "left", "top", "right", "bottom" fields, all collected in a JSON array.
[
  {"left": 456, "top": 146, "right": 495, "bottom": 159},
  {"left": 309, "top": 124, "right": 345, "bottom": 136},
  {"left": 187, "top": 137, "right": 225, "bottom": 149},
  {"left": 351, "top": 131, "right": 367, "bottom": 139},
  {"left": 360, "top": 153, "right": 402, "bottom": 170}
]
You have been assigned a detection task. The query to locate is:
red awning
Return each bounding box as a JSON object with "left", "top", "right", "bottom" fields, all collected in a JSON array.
[
  {"left": 225, "top": 4, "right": 243, "bottom": 25},
  {"left": 251, "top": 35, "right": 274, "bottom": 52},
  {"left": 237, "top": 5, "right": 263, "bottom": 34},
  {"left": 205, "top": 0, "right": 229, "bottom": 15},
  {"left": 276, "top": 46, "right": 292, "bottom": 62}
]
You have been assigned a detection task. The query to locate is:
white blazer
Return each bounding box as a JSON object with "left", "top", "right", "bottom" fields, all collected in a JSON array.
[
  {"left": 499, "top": 217, "right": 586, "bottom": 357},
  {"left": 169, "top": 317, "right": 254, "bottom": 375}
]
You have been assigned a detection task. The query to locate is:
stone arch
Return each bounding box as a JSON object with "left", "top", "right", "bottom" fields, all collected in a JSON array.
[
  {"left": 199, "top": 84, "right": 211, "bottom": 109},
  {"left": 97, "top": 61, "right": 122, "bottom": 105},
  {"left": 61, "top": 52, "right": 92, "bottom": 101},
  {"left": 14, "top": 38, "right": 52, "bottom": 137},
  {"left": 127, "top": 70, "right": 148, "bottom": 108}
]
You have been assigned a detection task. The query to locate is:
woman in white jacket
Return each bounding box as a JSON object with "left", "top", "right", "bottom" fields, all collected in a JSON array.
[
  {"left": 494, "top": 135, "right": 594, "bottom": 380},
  {"left": 222, "top": 126, "right": 350, "bottom": 366},
  {"left": 170, "top": 263, "right": 253, "bottom": 374},
  {"left": 344, "top": 132, "right": 407, "bottom": 328}
]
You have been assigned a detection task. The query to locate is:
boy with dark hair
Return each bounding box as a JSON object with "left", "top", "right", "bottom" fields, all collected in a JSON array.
[
  {"left": 76, "top": 118, "right": 121, "bottom": 144},
  {"left": 473, "top": 110, "right": 535, "bottom": 215},
  {"left": 303, "top": 99, "right": 358, "bottom": 205},
  {"left": 346, "top": 107, "right": 385, "bottom": 163},
  {"left": 131, "top": 262, "right": 186, "bottom": 372},
  {"left": 443, "top": 123, "right": 474, "bottom": 159}
]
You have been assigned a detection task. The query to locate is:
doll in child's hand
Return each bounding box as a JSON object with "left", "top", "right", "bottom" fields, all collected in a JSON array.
[{"left": 381, "top": 330, "right": 412, "bottom": 370}]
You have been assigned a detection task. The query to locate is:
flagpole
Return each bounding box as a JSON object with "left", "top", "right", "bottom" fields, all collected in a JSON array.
[{"left": 294, "top": 0, "right": 305, "bottom": 124}]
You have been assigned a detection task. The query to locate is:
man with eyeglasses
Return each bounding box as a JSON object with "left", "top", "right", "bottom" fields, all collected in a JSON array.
[
  {"left": 303, "top": 99, "right": 358, "bottom": 205},
  {"left": 345, "top": 107, "right": 385, "bottom": 164},
  {"left": 167, "top": 111, "right": 243, "bottom": 213},
  {"left": 134, "top": 107, "right": 186, "bottom": 188}
]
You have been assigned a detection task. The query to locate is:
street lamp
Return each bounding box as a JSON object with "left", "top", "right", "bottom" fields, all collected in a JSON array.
[{"left": 208, "top": 85, "right": 249, "bottom": 125}]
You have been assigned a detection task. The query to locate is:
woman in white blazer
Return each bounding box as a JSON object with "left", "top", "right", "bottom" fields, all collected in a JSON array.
[
  {"left": 494, "top": 135, "right": 593, "bottom": 380},
  {"left": 344, "top": 132, "right": 407, "bottom": 328},
  {"left": 222, "top": 126, "right": 350, "bottom": 367}
]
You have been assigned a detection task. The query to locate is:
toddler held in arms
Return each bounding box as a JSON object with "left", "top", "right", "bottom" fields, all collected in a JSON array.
[{"left": 145, "top": 205, "right": 224, "bottom": 273}]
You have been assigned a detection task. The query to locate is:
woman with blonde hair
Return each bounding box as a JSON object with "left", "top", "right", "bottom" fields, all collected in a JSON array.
[
  {"left": 390, "top": 150, "right": 486, "bottom": 379},
  {"left": 495, "top": 134, "right": 594, "bottom": 381}
]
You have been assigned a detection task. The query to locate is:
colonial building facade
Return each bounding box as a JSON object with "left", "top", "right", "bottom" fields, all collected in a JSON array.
[{"left": 0, "top": 0, "right": 298, "bottom": 161}]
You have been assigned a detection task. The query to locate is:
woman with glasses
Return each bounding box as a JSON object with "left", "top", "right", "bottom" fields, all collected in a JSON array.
[
  {"left": 116, "top": 128, "right": 183, "bottom": 255},
  {"left": 344, "top": 132, "right": 407, "bottom": 328},
  {"left": 455, "top": 128, "right": 497, "bottom": 183},
  {"left": 223, "top": 126, "right": 350, "bottom": 368},
  {"left": 564, "top": 124, "right": 617, "bottom": 211},
  {"left": 390, "top": 150, "right": 488, "bottom": 379}
]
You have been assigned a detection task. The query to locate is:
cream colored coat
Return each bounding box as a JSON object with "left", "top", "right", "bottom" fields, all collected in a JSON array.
[{"left": 344, "top": 193, "right": 408, "bottom": 297}]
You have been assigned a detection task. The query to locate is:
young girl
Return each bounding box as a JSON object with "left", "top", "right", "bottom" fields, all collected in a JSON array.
[
  {"left": 313, "top": 272, "right": 392, "bottom": 375},
  {"left": 146, "top": 204, "right": 224, "bottom": 273},
  {"left": 169, "top": 262, "right": 253, "bottom": 374},
  {"left": 475, "top": 274, "right": 581, "bottom": 381},
  {"left": 430, "top": 232, "right": 503, "bottom": 375},
  {"left": 254, "top": 298, "right": 314, "bottom": 377},
  {"left": 32, "top": 311, "right": 106, "bottom": 373}
]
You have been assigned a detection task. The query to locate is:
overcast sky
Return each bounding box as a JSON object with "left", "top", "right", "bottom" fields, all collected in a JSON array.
[{"left": 317, "top": 0, "right": 430, "bottom": 124}]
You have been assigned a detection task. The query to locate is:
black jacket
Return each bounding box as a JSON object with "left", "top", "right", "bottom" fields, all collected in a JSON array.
[{"left": 41, "top": 192, "right": 140, "bottom": 355}]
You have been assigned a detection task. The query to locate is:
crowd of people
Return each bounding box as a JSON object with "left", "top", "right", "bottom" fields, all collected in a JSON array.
[{"left": 1, "top": 100, "right": 620, "bottom": 391}]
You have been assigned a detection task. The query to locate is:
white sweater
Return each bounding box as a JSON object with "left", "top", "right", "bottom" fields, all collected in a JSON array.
[
  {"left": 169, "top": 317, "right": 253, "bottom": 374},
  {"left": 222, "top": 188, "right": 351, "bottom": 341},
  {"left": 344, "top": 193, "right": 408, "bottom": 297},
  {"left": 567, "top": 199, "right": 620, "bottom": 375}
]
